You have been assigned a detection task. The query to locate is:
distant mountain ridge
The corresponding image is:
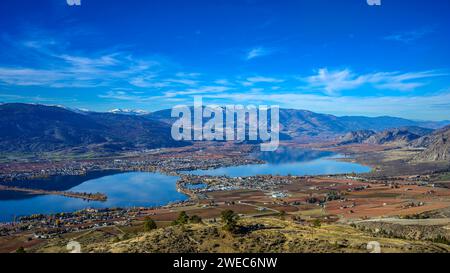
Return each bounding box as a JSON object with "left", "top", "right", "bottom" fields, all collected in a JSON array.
[
  {"left": 338, "top": 130, "right": 377, "bottom": 145},
  {"left": 108, "top": 109, "right": 149, "bottom": 115},
  {"left": 0, "top": 103, "right": 186, "bottom": 153},
  {"left": 147, "top": 108, "right": 449, "bottom": 141},
  {"left": 414, "top": 126, "right": 450, "bottom": 162},
  {"left": 338, "top": 127, "right": 434, "bottom": 146},
  {"left": 0, "top": 103, "right": 449, "bottom": 153},
  {"left": 337, "top": 116, "right": 448, "bottom": 132}
]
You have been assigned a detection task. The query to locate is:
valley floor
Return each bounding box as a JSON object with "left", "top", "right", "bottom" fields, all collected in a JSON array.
[{"left": 1, "top": 142, "right": 450, "bottom": 253}]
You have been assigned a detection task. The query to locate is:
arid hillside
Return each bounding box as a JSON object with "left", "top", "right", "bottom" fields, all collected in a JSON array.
[
  {"left": 31, "top": 217, "right": 450, "bottom": 254},
  {"left": 415, "top": 126, "right": 450, "bottom": 162}
]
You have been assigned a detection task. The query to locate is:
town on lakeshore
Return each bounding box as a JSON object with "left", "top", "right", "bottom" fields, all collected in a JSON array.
[{"left": 1, "top": 138, "right": 450, "bottom": 253}]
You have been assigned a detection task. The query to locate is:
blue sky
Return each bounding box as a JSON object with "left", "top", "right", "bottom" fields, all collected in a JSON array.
[{"left": 0, "top": 0, "right": 449, "bottom": 120}]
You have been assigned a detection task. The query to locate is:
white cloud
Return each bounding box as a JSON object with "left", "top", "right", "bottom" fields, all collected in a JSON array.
[
  {"left": 242, "top": 76, "right": 284, "bottom": 86},
  {"left": 129, "top": 76, "right": 169, "bottom": 88},
  {"left": 58, "top": 54, "right": 120, "bottom": 67},
  {"left": 0, "top": 36, "right": 181, "bottom": 89},
  {"left": 384, "top": 27, "right": 434, "bottom": 43},
  {"left": 165, "top": 78, "right": 199, "bottom": 86},
  {"left": 129, "top": 76, "right": 198, "bottom": 88},
  {"left": 303, "top": 68, "right": 446, "bottom": 95},
  {"left": 98, "top": 90, "right": 142, "bottom": 101},
  {"left": 0, "top": 35, "right": 209, "bottom": 91},
  {"left": 163, "top": 86, "right": 231, "bottom": 97},
  {"left": 0, "top": 50, "right": 164, "bottom": 88},
  {"left": 246, "top": 47, "right": 273, "bottom": 60},
  {"left": 175, "top": 72, "right": 201, "bottom": 78},
  {"left": 0, "top": 68, "right": 67, "bottom": 87},
  {"left": 214, "top": 79, "right": 231, "bottom": 85}
]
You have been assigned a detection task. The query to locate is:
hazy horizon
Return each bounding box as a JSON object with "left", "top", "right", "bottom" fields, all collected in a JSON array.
[{"left": 2, "top": 101, "right": 450, "bottom": 123}]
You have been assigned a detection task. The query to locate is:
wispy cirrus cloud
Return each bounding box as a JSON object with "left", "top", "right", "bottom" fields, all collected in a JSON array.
[
  {"left": 0, "top": 56, "right": 148, "bottom": 88},
  {"left": 245, "top": 46, "right": 274, "bottom": 60},
  {"left": 98, "top": 85, "right": 232, "bottom": 103},
  {"left": 165, "top": 78, "right": 199, "bottom": 86},
  {"left": 0, "top": 34, "right": 193, "bottom": 90},
  {"left": 0, "top": 68, "right": 71, "bottom": 87},
  {"left": 384, "top": 27, "right": 435, "bottom": 43},
  {"left": 129, "top": 76, "right": 169, "bottom": 88},
  {"left": 0, "top": 40, "right": 163, "bottom": 89},
  {"left": 98, "top": 90, "right": 144, "bottom": 101},
  {"left": 303, "top": 68, "right": 446, "bottom": 95},
  {"left": 214, "top": 79, "right": 232, "bottom": 85},
  {"left": 163, "top": 86, "right": 232, "bottom": 97},
  {"left": 128, "top": 73, "right": 200, "bottom": 88},
  {"left": 175, "top": 72, "right": 201, "bottom": 78},
  {"left": 242, "top": 76, "right": 284, "bottom": 86}
]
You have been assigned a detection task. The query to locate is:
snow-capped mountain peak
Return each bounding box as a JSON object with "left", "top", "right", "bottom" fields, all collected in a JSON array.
[{"left": 108, "top": 108, "right": 149, "bottom": 115}]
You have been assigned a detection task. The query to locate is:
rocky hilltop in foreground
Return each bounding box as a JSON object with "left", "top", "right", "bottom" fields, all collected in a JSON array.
[{"left": 31, "top": 217, "right": 450, "bottom": 253}]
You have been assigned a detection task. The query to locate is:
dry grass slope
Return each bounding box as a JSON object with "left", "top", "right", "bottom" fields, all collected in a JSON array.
[{"left": 33, "top": 218, "right": 450, "bottom": 253}]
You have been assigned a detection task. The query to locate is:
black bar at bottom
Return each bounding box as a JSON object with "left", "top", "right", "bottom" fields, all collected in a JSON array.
[{"left": 3, "top": 253, "right": 445, "bottom": 272}]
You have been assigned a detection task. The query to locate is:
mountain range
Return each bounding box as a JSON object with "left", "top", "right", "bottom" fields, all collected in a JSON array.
[
  {"left": 148, "top": 107, "right": 448, "bottom": 140},
  {"left": 338, "top": 127, "right": 434, "bottom": 146},
  {"left": 0, "top": 103, "right": 185, "bottom": 153},
  {"left": 0, "top": 103, "right": 449, "bottom": 155},
  {"left": 108, "top": 109, "right": 149, "bottom": 115},
  {"left": 413, "top": 125, "right": 450, "bottom": 162},
  {"left": 338, "top": 125, "right": 450, "bottom": 162}
]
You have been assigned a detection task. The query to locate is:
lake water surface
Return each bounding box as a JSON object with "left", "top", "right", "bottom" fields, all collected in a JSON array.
[
  {"left": 0, "top": 172, "right": 187, "bottom": 222},
  {"left": 0, "top": 148, "right": 370, "bottom": 222},
  {"left": 187, "top": 148, "right": 370, "bottom": 177}
]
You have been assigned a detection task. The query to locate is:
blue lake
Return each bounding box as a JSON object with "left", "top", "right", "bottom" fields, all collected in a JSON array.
[
  {"left": 0, "top": 172, "right": 187, "bottom": 222},
  {"left": 187, "top": 148, "right": 370, "bottom": 177},
  {"left": 0, "top": 148, "right": 370, "bottom": 222}
]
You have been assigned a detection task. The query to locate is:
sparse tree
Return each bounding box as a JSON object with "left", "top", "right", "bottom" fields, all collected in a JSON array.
[
  {"left": 312, "top": 219, "right": 321, "bottom": 228},
  {"left": 143, "top": 217, "right": 157, "bottom": 232},
  {"left": 278, "top": 210, "right": 286, "bottom": 220},
  {"left": 189, "top": 215, "right": 203, "bottom": 224},
  {"left": 16, "top": 247, "right": 26, "bottom": 253},
  {"left": 172, "top": 211, "right": 189, "bottom": 226},
  {"left": 221, "top": 210, "right": 239, "bottom": 232}
]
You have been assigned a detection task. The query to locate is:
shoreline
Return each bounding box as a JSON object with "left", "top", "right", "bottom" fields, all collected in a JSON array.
[
  {"left": 1, "top": 146, "right": 427, "bottom": 224},
  {"left": 0, "top": 185, "right": 107, "bottom": 202}
]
